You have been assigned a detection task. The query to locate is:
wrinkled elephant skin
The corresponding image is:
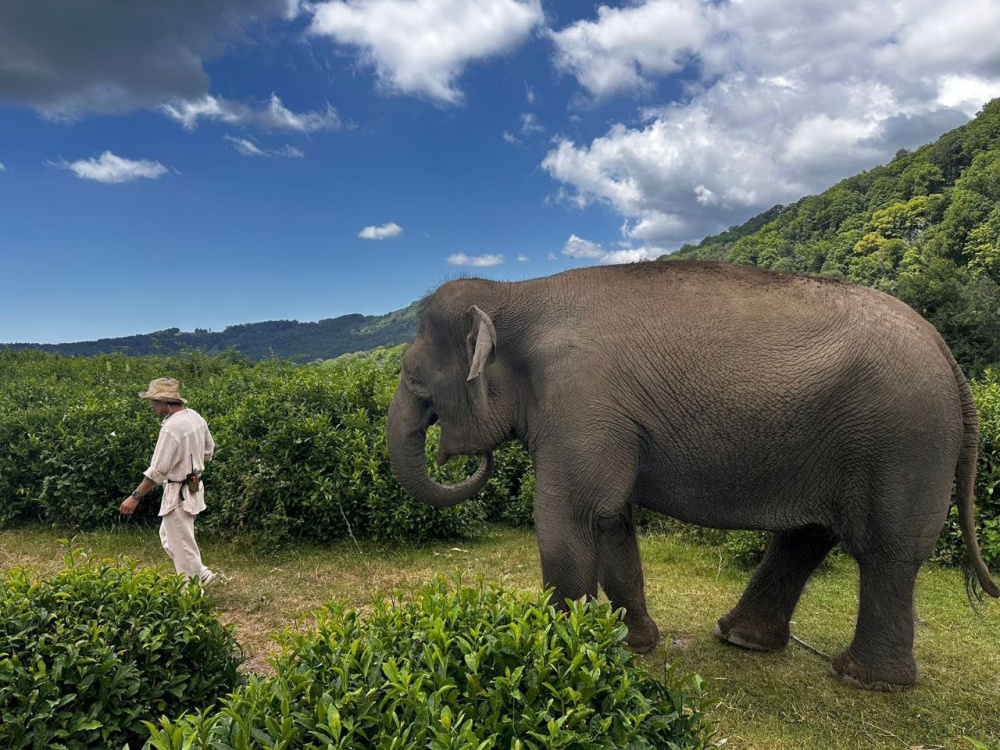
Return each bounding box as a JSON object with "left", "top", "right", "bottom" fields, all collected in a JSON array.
[{"left": 385, "top": 260, "right": 999, "bottom": 690}]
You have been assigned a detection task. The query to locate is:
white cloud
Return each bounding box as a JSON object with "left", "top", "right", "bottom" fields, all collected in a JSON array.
[
  {"left": 549, "top": 0, "right": 708, "bottom": 98},
  {"left": 0, "top": 163, "right": 4, "bottom": 171},
  {"left": 560, "top": 234, "right": 661, "bottom": 265},
  {"left": 543, "top": 0, "right": 1000, "bottom": 248},
  {"left": 225, "top": 135, "right": 306, "bottom": 158},
  {"left": 163, "top": 93, "right": 342, "bottom": 132},
  {"left": 308, "top": 0, "right": 544, "bottom": 104},
  {"left": 505, "top": 112, "right": 543, "bottom": 144},
  {"left": 359, "top": 222, "right": 404, "bottom": 240},
  {"left": 525, "top": 83, "right": 536, "bottom": 104},
  {"left": 447, "top": 253, "right": 505, "bottom": 266},
  {"left": 517, "top": 254, "right": 529, "bottom": 261},
  {"left": 225, "top": 135, "right": 268, "bottom": 157},
  {"left": 161, "top": 95, "right": 243, "bottom": 131},
  {"left": 53, "top": 151, "right": 169, "bottom": 184},
  {"left": 599, "top": 247, "right": 662, "bottom": 264},
  {"left": 260, "top": 93, "right": 342, "bottom": 131},
  {"left": 693, "top": 185, "right": 717, "bottom": 206},
  {"left": 936, "top": 74, "right": 1000, "bottom": 117},
  {"left": 521, "top": 113, "right": 543, "bottom": 133},
  {"left": 562, "top": 234, "right": 604, "bottom": 259}
]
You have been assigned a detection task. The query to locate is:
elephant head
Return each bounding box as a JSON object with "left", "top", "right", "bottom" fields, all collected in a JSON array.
[{"left": 387, "top": 280, "right": 517, "bottom": 507}]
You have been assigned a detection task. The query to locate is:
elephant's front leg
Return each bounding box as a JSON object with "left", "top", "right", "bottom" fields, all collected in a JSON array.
[
  {"left": 534, "top": 498, "right": 600, "bottom": 606},
  {"left": 532, "top": 465, "right": 658, "bottom": 653},
  {"left": 596, "top": 507, "right": 660, "bottom": 652}
]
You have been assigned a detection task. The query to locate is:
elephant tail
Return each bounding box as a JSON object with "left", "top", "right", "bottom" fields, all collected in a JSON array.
[{"left": 943, "top": 342, "right": 1000, "bottom": 601}]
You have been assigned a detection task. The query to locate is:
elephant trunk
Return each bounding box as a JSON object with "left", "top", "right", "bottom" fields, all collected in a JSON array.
[{"left": 386, "top": 384, "right": 494, "bottom": 508}]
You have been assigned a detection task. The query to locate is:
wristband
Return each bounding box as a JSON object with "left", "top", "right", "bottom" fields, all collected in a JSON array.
[{"left": 131, "top": 490, "right": 143, "bottom": 500}]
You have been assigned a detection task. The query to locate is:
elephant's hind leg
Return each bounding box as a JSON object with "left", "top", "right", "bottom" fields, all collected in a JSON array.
[
  {"left": 715, "top": 526, "right": 836, "bottom": 652},
  {"left": 831, "top": 555, "right": 919, "bottom": 691}
]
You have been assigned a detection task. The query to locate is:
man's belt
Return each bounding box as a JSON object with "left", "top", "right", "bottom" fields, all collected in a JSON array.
[{"left": 166, "top": 475, "right": 201, "bottom": 493}]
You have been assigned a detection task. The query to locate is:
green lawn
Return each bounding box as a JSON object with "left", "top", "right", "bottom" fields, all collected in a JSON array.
[{"left": 2, "top": 525, "right": 998, "bottom": 749}]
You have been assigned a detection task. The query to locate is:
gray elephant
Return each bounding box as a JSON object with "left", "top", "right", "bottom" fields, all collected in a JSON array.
[{"left": 386, "top": 260, "right": 999, "bottom": 691}]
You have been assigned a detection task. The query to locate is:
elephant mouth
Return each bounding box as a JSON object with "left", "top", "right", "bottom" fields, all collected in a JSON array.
[
  {"left": 434, "top": 419, "right": 463, "bottom": 467},
  {"left": 386, "top": 384, "right": 494, "bottom": 508},
  {"left": 436, "top": 446, "right": 454, "bottom": 466}
]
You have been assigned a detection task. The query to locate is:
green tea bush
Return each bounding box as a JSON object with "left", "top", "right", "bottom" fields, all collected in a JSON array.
[
  {"left": 0, "top": 349, "right": 502, "bottom": 544},
  {"left": 478, "top": 442, "right": 535, "bottom": 527},
  {"left": 145, "top": 577, "right": 712, "bottom": 750},
  {"left": 3, "top": 348, "right": 999, "bottom": 567},
  {"left": 0, "top": 550, "right": 242, "bottom": 749},
  {"left": 938, "top": 367, "right": 1000, "bottom": 568}
]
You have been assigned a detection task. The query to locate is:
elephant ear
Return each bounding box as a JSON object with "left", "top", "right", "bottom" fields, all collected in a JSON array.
[{"left": 466, "top": 305, "right": 496, "bottom": 410}]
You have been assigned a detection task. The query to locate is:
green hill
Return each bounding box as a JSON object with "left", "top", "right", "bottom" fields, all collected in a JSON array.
[
  {"left": 671, "top": 98, "right": 1000, "bottom": 373},
  {"left": 2, "top": 303, "right": 420, "bottom": 362}
]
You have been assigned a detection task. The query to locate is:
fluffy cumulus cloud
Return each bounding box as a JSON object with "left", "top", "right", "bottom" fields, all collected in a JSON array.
[
  {"left": 308, "top": 0, "right": 544, "bottom": 104},
  {"left": 359, "top": 222, "right": 404, "bottom": 240},
  {"left": 447, "top": 253, "right": 505, "bottom": 266},
  {"left": 544, "top": 0, "right": 1000, "bottom": 250},
  {"left": 560, "top": 234, "right": 659, "bottom": 264},
  {"left": 0, "top": 1, "right": 294, "bottom": 118},
  {"left": 549, "top": 0, "right": 708, "bottom": 99},
  {"left": 561, "top": 234, "right": 603, "bottom": 259},
  {"left": 52, "top": 152, "right": 169, "bottom": 184}
]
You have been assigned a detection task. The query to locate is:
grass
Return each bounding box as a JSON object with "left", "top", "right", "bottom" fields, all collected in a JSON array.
[{"left": 2, "top": 524, "right": 998, "bottom": 749}]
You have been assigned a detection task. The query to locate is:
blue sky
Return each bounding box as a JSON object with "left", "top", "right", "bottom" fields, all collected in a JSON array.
[{"left": 2, "top": 0, "right": 999, "bottom": 344}]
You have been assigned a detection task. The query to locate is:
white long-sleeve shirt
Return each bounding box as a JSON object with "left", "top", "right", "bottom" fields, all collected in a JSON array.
[{"left": 143, "top": 408, "right": 215, "bottom": 516}]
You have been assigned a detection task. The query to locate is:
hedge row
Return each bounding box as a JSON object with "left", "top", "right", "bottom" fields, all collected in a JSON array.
[
  {"left": 1, "top": 350, "right": 998, "bottom": 567},
  {"left": 144, "top": 577, "right": 712, "bottom": 750},
  {"left": 0, "top": 349, "right": 531, "bottom": 545},
  {"left": 1, "top": 555, "right": 712, "bottom": 750},
  {"left": 0, "top": 551, "right": 242, "bottom": 749}
]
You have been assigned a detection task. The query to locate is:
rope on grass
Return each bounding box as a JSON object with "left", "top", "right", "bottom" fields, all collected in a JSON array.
[{"left": 790, "top": 633, "right": 831, "bottom": 661}]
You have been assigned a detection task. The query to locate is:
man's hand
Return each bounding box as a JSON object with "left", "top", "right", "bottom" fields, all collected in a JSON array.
[{"left": 120, "top": 496, "right": 140, "bottom": 515}]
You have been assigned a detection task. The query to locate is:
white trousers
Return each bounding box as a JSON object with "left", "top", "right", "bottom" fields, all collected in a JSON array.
[{"left": 159, "top": 506, "right": 212, "bottom": 581}]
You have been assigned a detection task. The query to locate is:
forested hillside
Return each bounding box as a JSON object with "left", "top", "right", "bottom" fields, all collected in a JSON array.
[
  {"left": 2, "top": 302, "right": 419, "bottom": 362},
  {"left": 671, "top": 98, "right": 1000, "bottom": 374}
]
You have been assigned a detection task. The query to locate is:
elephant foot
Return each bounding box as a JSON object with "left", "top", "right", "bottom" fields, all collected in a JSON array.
[
  {"left": 713, "top": 613, "right": 789, "bottom": 653},
  {"left": 831, "top": 650, "right": 916, "bottom": 692},
  {"left": 625, "top": 615, "right": 661, "bottom": 654}
]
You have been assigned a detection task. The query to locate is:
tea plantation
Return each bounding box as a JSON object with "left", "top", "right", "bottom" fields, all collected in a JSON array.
[
  {"left": 0, "top": 551, "right": 242, "bottom": 749},
  {"left": 1, "top": 348, "right": 999, "bottom": 749},
  {"left": 0, "top": 348, "right": 532, "bottom": 547},
  {"left": 1, "top": 348, "right": 998, "bottom": 566}
]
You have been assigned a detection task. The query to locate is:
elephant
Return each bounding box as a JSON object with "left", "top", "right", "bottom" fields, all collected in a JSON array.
[{"left": 386, "top": 259, "right": 999, "bottom": 691}]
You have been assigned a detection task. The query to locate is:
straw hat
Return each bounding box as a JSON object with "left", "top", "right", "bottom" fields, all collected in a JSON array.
[{"left": 139, "top": 377, "right": 187, "bottom": 404}]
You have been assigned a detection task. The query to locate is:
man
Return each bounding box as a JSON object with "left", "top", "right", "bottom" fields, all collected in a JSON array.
[{"left": 120, "top": 377, "right": 217, "bottom": 586}]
